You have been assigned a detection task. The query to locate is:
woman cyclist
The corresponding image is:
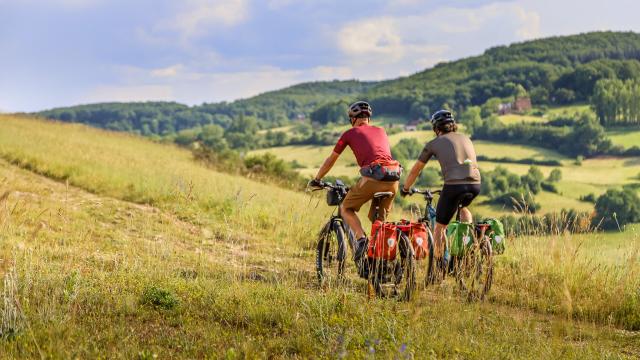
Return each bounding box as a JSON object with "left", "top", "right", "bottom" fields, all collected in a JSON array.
[{"left": 401, "top": 110, "right": 481, "bottom": 266}]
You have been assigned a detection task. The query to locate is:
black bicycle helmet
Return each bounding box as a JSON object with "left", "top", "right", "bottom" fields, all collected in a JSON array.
[
  {"left": 348, "top": 101, "right": 372, "bottom": 118},
  {"left": 430, "top": 109, "right": 455, "bottom": 125}
]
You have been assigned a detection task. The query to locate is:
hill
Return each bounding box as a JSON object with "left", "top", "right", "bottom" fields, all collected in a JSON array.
[
  {"left": 0, "top": 114, "right": 639, "bottom": 357},
  {"left": 36, "top": 32, "right": 640, "bottom": 137}
]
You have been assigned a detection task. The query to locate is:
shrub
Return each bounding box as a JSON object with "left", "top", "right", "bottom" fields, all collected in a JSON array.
[
  {"left": 593, "top": 188, "right": 640, "bottom": 230},
  {"left": 140, "top": 286, "right": 179, "bottom": 310},
  {"left": 580, "top": 193, "right": 597, "bottom": 203},
  {"left": 547, "top": 169, "right": 562, "bottom": 182},
  {"left": 540, "top": 182, "right": 559, "bottom": 193}
]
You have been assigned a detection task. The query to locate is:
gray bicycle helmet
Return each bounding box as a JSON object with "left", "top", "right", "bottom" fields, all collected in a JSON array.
[
  {"left": 348, "top": 101, "right": 372, "bottom": 118},
  {"left": 430, "top": 110, "right": 455, "bottom": 125}
]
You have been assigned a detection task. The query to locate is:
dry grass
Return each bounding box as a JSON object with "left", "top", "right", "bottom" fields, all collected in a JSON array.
[{"left": 0, "top": 114, "right": 639, "bottom": 358}]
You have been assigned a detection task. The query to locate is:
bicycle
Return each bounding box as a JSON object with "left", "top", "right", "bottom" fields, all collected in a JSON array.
[
  {"left": 312, "top": 179, "right": 354, "bottom": 288},
  {"left": 311, "top": 181, "right": 416, "bottom": 301},
  {"left": 406, "top": 188, "right": 494, "bottom": 300}
]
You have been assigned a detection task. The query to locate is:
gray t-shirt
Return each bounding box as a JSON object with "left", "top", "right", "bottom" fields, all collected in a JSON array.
[{"left": 418, "top": 132, "right": 481, "bottom": 185}]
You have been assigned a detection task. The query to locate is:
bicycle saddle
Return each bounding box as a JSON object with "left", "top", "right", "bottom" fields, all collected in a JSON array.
[{"left": 373, "top": 192, "right": 394, "bottom": 199}]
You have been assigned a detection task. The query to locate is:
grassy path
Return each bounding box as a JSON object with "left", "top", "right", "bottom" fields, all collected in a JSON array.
[
  {"left": 0, "top": 115, "right": 639, "bottom": 358},
  {"left": 0, "top": 159, "right": 638, "bottom": 358}
]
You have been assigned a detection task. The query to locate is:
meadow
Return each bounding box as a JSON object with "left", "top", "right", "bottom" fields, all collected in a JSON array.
[{"left": 0, "top": 114, "right": 639, "bottom": 358}]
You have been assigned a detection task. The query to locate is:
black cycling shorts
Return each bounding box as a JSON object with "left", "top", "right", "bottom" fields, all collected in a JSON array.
[{"left": 435, "top": 183, "right": 481, "bottom": 225}]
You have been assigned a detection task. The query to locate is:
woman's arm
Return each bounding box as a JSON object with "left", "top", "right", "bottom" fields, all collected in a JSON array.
[
  {"left": 402, "top": 160, "right": 427, "bottom": 191},
  {"left": 314, "top": 151, "right": 340, "bottom": 180}
]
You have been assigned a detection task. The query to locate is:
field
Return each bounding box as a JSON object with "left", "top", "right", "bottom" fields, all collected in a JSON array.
[
  {"left": 251, "top": 121, "right": 640, "bottom": 217},
  {"left": 498, "top": 114, "right": 549, "bottom": 125},
  {"left": 0, "top": 115, "right": 639, "bottom": 358},
  {"left": 608, "top": 128, "right": 640, "bottom": 149}
]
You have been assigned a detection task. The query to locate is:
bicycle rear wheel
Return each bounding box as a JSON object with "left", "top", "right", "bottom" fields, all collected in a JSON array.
[
  {"left": 397, "top": 232, "right": 417, "bottom": 301},
  {"left": 424, "top": 226, "right": 441, "bottom": 286},
  {"left": 367, "top": 232, "right": 416, "bottom": 301},
  {"left": 316, "top": 220, "right": 347, "bottom": 288},
  {"left": 453, "top": 236, "right": 493, "bottom": 301}
]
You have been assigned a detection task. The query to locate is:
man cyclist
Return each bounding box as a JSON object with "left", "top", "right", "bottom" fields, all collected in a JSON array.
[
  {"left": 401, "top": 110, "right": 481, "bottom": 266},
  {"left": 309, "top": 101, "right": 401, "bottom": 267}
]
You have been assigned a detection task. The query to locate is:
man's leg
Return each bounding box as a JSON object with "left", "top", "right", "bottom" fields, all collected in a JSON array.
[
  {"left": 341, "top": 206, "right": 365, "bottom": 239},
  {"left": 459, "top": 207, "right": 473, "bottom": 223},
  {"left": 433, "top": 222, "right": 447, "bottom": 258}
]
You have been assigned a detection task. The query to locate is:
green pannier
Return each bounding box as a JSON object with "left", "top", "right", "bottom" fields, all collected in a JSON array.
[
  {"left": 485, "top": 218, "right": 506, "bottom": 255},
  {"left": 447, "top": 221, "right": 474, "bottom": 257}
]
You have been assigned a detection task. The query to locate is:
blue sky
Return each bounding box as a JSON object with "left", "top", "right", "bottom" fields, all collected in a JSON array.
[{"left": 1, "top": 0, "right": 639, "bottom": 112}]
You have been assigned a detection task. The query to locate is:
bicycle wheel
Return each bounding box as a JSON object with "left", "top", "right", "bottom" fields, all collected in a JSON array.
[
  {"left": 316, "top": 219, "right": 347, "bottom": 288},
  {"left": 453, "top": 236, "right": 493, "bottom": 301},
  {"left": 397, "top": 232, "right": 416, "bottom": 301},
  {"left": 424, "top": 226, "right": 440, "bottom": 286}
]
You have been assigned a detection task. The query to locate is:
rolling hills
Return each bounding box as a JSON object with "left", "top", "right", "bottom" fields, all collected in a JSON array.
[
  {"left": 36, "top": 31, "right": 640, "bottom": 137},
  {"left": 0, "top": 114, "right": 639, "bottom": 358}
]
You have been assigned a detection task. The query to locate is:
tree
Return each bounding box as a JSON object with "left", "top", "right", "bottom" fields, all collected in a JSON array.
[
  {"left": 199, "top": 124, "right": 228, "bottom": 152},
  {"left": 593, "top": 189, "right": 640, "bottom": 230},
  {"left": 391, "top": 138, "right": 423, "bottom": 162},
  {"left": 547, "top": 169, "right": 563, "bottom": 182},
  {"left": 310, "top": 101, "right": 348, "bottom": 125},
  {"left": 521, "top": 166, "right": 544, "bottom": 194}
]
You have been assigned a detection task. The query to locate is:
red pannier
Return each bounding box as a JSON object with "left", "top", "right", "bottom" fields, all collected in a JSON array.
[
  {"left": 368, "top": 220, "right": 398, "bottom": 260},
  {"left": 397, "top": 220, "right": 429, "bottom": 260},
  {"left": 409, "top": 222, "right": 429, "bottom": 260}
]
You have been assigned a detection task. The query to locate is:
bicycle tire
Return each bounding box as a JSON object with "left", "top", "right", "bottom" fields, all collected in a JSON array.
[
  {"left": 315, "top": 219, "right": 347, "bottom": 288},
  {"left": 398, "top": 232, "right": 417, "bottom": 301},
  {"left": 424, "top": 225, "right": 439, "bottom": 286},
  {"left": 454, "top": 236, "right": 493, "bottom": 301}
]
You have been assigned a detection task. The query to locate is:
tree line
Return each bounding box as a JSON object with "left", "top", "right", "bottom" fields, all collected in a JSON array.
[
  {"left": 37, "top": 32, "right": 640, "bottom": 136},
  {"left": 592, "top": 78, "right": 640, "bottom": 126}
]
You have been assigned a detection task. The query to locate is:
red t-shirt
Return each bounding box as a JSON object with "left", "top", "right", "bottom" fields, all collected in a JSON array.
[{"left": 333, "top": 125, "right": 393, "bottom": 167}]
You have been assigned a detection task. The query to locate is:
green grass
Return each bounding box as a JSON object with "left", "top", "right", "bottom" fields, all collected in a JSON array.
[
  {"left": 607, "top": 128, "right": 640, "bottom": 149},
  {"left": 546, "top": 104, "right": 593, "bottom": 117},
  {"left": 499, "top": 114, "right": 548, "bottom": 125},
  {"left": 0, "top": 114, "right": 639, "bottom": 358}
]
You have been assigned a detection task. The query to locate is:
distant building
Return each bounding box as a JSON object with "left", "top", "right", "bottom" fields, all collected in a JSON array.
[
  {"left": 498, "top": 96, "right": 532, "bottom": 115},
  {"left": 404, "top": 119, "right": 421, "bottom": 131},
  {"left": 513, "top": 97, "right": 532, "bottom": 112}
]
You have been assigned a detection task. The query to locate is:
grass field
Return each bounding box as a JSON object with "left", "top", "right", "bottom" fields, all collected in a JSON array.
[
  {"left": 250, "top": 124, "right": 640, "bottom": 216},
  {"left": 0, "top": 114, "right": 639, "bottom": 358},
  {"left": 499, "top": 114, "right": 548, "bottom": 125},
  {"left": 546, "top": 104, "right": 593, "bottom": 117},
  {"left": 608, "top": 128, "right": 640, "bottom": 149}
]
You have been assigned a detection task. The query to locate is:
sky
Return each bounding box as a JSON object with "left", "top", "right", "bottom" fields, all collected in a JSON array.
[{"left": 1, "top": 0, "right": 640, "bottom": 112}]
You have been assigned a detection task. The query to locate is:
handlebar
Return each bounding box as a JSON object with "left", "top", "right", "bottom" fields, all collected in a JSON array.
[
  {"left": 407, "top": 188, "right": 441, "bottom": 199},
  {"left": 308, "top": 179, "right": 349, "bottom": 192}
]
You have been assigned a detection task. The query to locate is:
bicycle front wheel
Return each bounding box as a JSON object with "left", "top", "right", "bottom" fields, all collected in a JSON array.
[
  {"left": 316, "top": 219, "right": 347, "bottom": 288},
  {"left": 453, "top": 236, "right": 493, "bottom": 301}
]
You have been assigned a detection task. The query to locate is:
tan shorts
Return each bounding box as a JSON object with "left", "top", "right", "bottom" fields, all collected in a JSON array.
[{"left": 341, "top": 177, "right": 399, "bottom": 222}]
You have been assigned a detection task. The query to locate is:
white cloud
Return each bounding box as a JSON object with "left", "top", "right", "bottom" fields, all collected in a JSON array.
[
  {"left": 424, "top": 3, "right": 541, "bottom": 39},
  {"left": 154, "top": 0, "right": 249, "bottom": 39},
  {"left": 338, "top": 18, "right": 405, "bottom": 62},
  {"left": 78, "top": 63, "right": 358, "bottom": 106},
  {"left": 150, "top": 64, "right": 184, "bottom": 78}
]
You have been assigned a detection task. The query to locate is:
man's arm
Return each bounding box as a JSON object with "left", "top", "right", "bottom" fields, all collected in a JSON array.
[
  {"left": 402, "top": 160, "right": 427, "bottom": 192},
  {"left": 314, "top": 151, "right": 340, "bottom": 180}
]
